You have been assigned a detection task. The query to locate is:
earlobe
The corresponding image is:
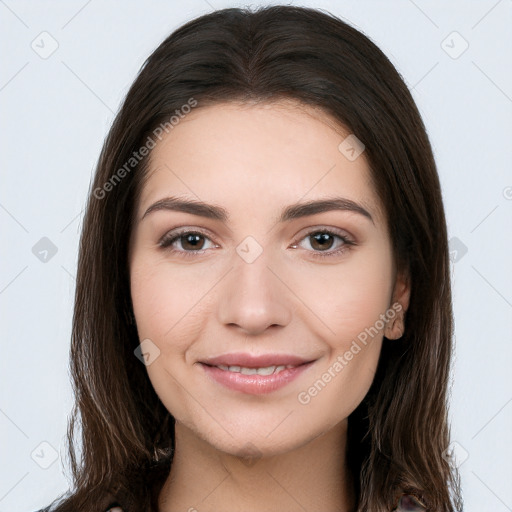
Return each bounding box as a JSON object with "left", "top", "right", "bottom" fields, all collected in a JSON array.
[
  {"left": 384, "top": 272, "right": 411, "bottom": 340},
  {"left": 384, "top": 312, "right": 405, "bottom": 340}
]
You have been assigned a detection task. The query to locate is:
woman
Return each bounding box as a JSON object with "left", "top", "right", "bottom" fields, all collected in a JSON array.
[{"left": 38, "top": 5, "right": 463, "bottom": 512}]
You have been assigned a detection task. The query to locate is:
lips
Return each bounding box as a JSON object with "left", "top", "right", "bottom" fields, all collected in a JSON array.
[{"left": 199, "top": 352, "right": 316, "bottom": 394}]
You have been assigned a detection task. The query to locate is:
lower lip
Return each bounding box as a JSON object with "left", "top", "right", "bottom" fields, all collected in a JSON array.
[{"left": 200, "top": 362, "right": 314, "bottom": 395}]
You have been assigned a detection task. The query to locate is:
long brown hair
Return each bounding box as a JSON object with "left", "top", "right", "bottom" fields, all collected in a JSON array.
[{"left": 44, "top": 6, "right": 462, "bottom": 511}]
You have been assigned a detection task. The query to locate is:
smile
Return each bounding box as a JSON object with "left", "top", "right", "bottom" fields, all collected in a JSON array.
[
  {"left": 199, "top": 354, "right": 316, "bottom": 394},
  {"left": 215, "top": 364, "right": 295, "bottom": 375}
]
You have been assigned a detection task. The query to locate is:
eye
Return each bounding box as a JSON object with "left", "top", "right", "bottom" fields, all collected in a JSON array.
[
  {"left": 159, "top": 229, "right": 217, "bottom": 257},
  {"left": 291, "top": 228, "right": 355, "bottom": 259},
  {"left": 158, "top": 227, "right": 355, "bottom": 259}
]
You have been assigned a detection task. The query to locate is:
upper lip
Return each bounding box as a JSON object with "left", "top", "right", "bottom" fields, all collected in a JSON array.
[{"left": 201, "top": 353, "right": 314, "bottom": 368}]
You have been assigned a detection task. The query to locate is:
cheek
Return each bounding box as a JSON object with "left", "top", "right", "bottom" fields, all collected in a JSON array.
[
  {"left": 130, "top": 257, "right": 210, "bottom": 347},
  {"left": 130, "top": 259, "right": 213, "bottom": 419},
  {"left": 289, "top": 248, "right": 393, "bottom": 413},
  {"left": 297, "top": 337, "right": 382, "bottom": 425},
  {"left": 287, "top": 246, "right": 394, "bottom": 346}
]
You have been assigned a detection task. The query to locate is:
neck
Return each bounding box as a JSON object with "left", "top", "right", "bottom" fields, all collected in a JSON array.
[{"left": 158, "top": 419, "right": 355, "bottom": 512}]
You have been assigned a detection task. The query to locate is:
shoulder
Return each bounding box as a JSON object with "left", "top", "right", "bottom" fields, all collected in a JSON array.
[
  {"left": 392, "top": 493, "right": 427, "bottom": 511},
  {"left": 33, "top": 507, "right": 125, "bottom": 512},
  {"left": 33, "top": 505, "right": 125, "bottom": 512}
]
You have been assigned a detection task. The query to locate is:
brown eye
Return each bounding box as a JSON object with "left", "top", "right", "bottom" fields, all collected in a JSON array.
[
  {"left": 178, "top": 233, "right": 206, "bottom": 250},
  {"left": 292, "top": 228, "right": 355, "bottom": 259},
  {"left": 159, "top": 230, "right": 216, "bottom": 254},
  {"left": 309, "top": 232, "right": 336, "bottom": 251}
]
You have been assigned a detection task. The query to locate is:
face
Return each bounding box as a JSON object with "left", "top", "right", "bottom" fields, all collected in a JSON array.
[{"left": 129, "top": 100, "right": 409, "bottom": 459}]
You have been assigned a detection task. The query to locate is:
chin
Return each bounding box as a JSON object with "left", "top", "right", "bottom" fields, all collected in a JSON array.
[{"left": 188, "top": 415, "right": 331, "bottom": 462}]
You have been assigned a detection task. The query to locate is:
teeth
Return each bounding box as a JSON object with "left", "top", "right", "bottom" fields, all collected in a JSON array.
[
  {"left": 241, "top": 367, "right": 259, "bottom": 375},
  {"left": 216, "top": 364, "right": 293, "bottom": 375}
]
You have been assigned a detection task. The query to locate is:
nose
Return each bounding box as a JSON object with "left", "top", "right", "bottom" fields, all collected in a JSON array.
[{"left": 216, "top": 248, "right": 292, "bottom": 336}]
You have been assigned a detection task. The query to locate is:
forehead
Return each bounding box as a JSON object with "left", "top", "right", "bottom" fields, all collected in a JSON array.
[{"left": 137, "top": 100, "right": 384, "bottom": 224}]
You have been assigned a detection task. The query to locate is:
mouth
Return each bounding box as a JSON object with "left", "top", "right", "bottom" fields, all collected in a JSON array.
[
  {"left": 212, "top": 363, "right": 298, "bottom": 376},
  {"left": 198, "top": 353, "right": 316, "bottom": 394}
]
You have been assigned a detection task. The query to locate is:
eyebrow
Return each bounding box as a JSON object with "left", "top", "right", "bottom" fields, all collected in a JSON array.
[{"left": 141, "top": 196, "right": 374, "bottom": 224}]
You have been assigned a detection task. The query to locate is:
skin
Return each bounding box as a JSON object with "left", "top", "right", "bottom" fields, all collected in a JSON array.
[{"left": 128, "top": 100, "right": 410, "bottom": 512}]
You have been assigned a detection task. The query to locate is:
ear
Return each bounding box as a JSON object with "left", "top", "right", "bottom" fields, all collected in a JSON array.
[{"left": 384, "top": 271, "right": 411, "bottom": 340}]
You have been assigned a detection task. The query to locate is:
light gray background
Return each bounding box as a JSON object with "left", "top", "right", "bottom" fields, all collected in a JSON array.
[{"left": 1, "top": 1, "right": 511, "bottom": 511}]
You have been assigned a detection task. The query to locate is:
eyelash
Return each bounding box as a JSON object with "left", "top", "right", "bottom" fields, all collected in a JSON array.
[{"left": 158, "top": 227, "right": 355, "bottom": 260}]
